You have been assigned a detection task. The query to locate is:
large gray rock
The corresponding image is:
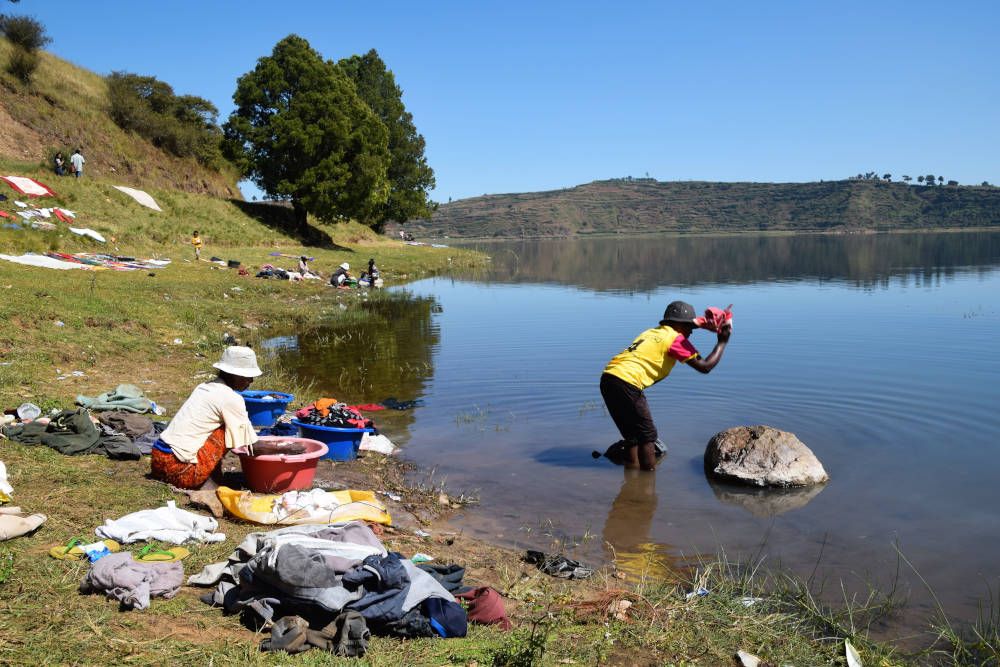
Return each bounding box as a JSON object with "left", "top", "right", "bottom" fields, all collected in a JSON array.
[{"left": 704, "top": 425, "right": 829, "bottom": 487}]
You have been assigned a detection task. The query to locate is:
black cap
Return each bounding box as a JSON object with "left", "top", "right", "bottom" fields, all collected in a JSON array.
[{"left": 660, "top": 300, "right": 697, "bottom": 325}]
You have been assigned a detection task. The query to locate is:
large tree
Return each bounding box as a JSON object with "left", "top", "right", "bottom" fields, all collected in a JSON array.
[
  {"left": 224, "top": 35, "right": 390, "bottom": 228},
  {"left": 339, "top": 49, "right": 436, "bottom": 230}
]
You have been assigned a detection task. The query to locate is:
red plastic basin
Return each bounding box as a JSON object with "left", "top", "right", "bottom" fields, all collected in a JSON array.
[{"left": 233, "top": 436, "right": 328, "bottom": 493}]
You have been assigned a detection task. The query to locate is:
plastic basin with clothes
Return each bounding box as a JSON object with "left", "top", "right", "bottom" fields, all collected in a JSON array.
[
  {"left": 232, "top": 436, "right": 328, "bottom": 493},
  {"left": 239, "top": 390, "right": 294, "bottom": 428},
  {"left": 290, "top": 420, "right": 374, "bottom": 461}
]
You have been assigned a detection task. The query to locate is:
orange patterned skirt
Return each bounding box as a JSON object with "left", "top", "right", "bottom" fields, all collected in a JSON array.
[{"left": 151, "top": 427, "right": 226, "bottom": 490}]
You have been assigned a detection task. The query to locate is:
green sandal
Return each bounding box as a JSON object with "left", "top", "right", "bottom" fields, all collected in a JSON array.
[{"left": 135, "top": 544, "right": 190, "bottom": 562}]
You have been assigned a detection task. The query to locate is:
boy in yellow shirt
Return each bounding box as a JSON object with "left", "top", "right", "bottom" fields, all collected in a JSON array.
[
  {"left": 600, "top": 301, "right": 731, "bottom": 471},
  {"left": 191, "top": 231, "right": 203, "bottom": 260}
]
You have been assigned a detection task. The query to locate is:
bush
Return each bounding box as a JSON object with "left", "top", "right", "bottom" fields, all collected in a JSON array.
[
  {"left": 0, "top": 15, "right": 51, "bottom": 51},
  {"left": 6, "top": 46, "right": 38, "bottom": 83},
  {"left": 106, "top": 71, "right": 224, "bottom": 167}
]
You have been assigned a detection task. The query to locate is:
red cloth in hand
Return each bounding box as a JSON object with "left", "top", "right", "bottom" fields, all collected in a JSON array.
[{"left": 694, "top": 304, "right": 733, "bottom": 332}]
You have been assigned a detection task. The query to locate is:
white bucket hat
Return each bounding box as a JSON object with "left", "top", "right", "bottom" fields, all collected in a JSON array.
[
  {"left": 213, "top": 346, "right": 262, "bottom": 378},
  {"left": 340, "top": 262, "right": 350, "bottom": 270}
]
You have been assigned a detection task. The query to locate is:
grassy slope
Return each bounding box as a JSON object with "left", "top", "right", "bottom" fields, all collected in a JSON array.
[
  {"left": 404, "top": 179, "right": 1000, "bottom": 239},
  {"left": 0, "top": 38, "right": 240, "bottom": 198}
]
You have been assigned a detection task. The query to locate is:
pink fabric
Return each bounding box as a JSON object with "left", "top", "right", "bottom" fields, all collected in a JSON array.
[
  {"left": 667, "top": 333, "right": 699, "bottom": 361},
  {"left": 694, "top": 305, "right": 733, "bottom": 332}
]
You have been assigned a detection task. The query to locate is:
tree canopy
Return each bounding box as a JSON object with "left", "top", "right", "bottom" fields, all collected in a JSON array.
[
  {"left": 107, "top": 72, "right": 223, "bottom": 167},
  {"left": 224, "top": 35, "right": 391, "bottom": 228},
  {"left": 339, "top": 49, "right": 436, "bottom": 229}
]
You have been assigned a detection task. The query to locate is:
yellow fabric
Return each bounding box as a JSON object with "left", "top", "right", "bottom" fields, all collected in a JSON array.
[
  {"left": 191, "top": 236, "right": 203, "bottom": 248},
  {"left": 603, "top": 324, "right": 690, "bottom": 390},
  {"left": 216, "top": 487, "right": 392, "bottom": 526}
]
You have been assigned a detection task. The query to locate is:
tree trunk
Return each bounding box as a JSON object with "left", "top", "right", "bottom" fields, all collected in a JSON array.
[{"left": 292, "top": 200, "right": 309, "bottom": 232}]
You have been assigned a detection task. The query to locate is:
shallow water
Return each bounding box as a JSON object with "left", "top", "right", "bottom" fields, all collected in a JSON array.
[{"left": 268, "top": 231, "right": 1000, "bottom": 637}]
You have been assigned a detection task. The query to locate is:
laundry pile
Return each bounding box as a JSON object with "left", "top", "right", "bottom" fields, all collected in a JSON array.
[
  {"left": 189, "top": 521, "right": 510, "bottom": 654},
  {"left": 1, "top": 385, "right": 165, "bottom": 459},
  {"left": 47, "top": 253, "right": 170, "bottom": 271},
  {"left": 295, "top": 399, "right": 375, "bottom": 430}
]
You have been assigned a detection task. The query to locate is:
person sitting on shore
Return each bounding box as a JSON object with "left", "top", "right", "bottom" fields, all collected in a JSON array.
[
  {"left": 330, "top": 262, "right": 352, "bottom": 287},
  {"left": 359, "top": 258, "right": 380, "bottom": 286},
  {"left": 298, "top": 255, "right": 320, "bottom": 279},
  {"left": 151, "top": 347, "right": 261, "bottom": 511}
]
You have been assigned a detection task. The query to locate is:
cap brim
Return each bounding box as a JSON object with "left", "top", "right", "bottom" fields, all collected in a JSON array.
[{"left": 212, "top": 362, "right": 263, "bottom": 378}]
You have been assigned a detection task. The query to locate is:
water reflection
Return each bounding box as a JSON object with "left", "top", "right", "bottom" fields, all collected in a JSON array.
[
  {"left": 707, "top": 479, "right": 827, "bottom": 517},
  {"left": 602, "top": 469, "right": 678, "bottom": 579},
  {"left": 457, "top": 232, "right": 1000, "bottom": 292},
  {"left": 266, "top": 293, "right": 441, "bottom": 443}
]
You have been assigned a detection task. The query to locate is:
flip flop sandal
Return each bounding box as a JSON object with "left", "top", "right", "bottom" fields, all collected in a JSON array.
[
  {"left": 135, "top": 544, "right": 190, "bottom": 562},
  {"left": 48, "top": 537, "right": 121, "bottom": 561}
]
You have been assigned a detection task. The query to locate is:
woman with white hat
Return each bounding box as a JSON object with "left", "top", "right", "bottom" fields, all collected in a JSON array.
[
  {"left": 151, "top": 346, "right": 261, "bottom": 492},
  {"left": 330, "top": 262, "right": 352, "bottom": 287}
]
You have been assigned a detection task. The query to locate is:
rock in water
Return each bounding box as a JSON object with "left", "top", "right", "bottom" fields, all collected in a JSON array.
[{"left": 704, "top": 425, "right": 829, "bottom": 487}]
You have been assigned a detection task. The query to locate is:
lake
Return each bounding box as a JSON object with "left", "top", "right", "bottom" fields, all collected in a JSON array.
[{"left": 268, "top": 231, "right": 1000, "bottom": 636}]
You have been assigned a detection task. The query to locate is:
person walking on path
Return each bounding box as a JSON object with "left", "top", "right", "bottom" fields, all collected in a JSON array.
[
  {"left": 191, "top": 231, "right": 203, "bottom": 261},
  {"left": 599, "top": 300, "right": 731, "bottom": 471},
  {"left": 150, "top": 346, "right": 261, "bottom": 515},
  {"left": 70, "top": 148, "right": 85, "bottom": 178}
]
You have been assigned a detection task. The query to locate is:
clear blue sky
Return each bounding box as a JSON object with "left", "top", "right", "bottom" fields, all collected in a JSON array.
[{"left": 24, "top": 0, "right": 1000, "bottom": 202}]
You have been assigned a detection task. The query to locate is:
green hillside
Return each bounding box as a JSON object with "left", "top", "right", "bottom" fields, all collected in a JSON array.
[
  {"left": 406, "top": 179, "right": 1000, "bottom": 239},
  {"left": 0, "top": 38, "right": 240, "bottom": 197}
]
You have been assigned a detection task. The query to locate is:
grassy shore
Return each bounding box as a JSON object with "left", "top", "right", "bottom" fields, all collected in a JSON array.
[{"left": 0, "top": 170, "right": 981, "bottom": 665}]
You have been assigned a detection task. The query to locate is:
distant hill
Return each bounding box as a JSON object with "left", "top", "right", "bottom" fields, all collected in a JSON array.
[
  {"left": 405, "top": 179, "right": 1000, "bottom": 239},
  {"left": 0, "top": 38, "right": 240, "bottom": 198}
]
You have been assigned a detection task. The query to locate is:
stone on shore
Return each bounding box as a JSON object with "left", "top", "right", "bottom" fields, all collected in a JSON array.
[{"left": 704, "top": 425, "right": 829, "bottom": 487}]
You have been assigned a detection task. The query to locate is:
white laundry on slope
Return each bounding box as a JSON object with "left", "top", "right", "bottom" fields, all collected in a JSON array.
[{"left": 96, "top": 500, "right": 225, "bottom": 545}]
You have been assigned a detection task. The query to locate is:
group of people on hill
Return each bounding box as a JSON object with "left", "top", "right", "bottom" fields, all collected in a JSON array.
[{"left": 53, "top": 149, "right": 85, "bottom": 178}]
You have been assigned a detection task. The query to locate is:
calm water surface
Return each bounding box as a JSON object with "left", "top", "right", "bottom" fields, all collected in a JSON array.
[{"left": 270, "top": 232, "right": 1000, "bottom": 635}]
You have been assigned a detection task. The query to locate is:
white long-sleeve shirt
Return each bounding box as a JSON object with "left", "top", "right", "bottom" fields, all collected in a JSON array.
[{"left": 160, "top": 380, "right": 257, "bottom": 463}]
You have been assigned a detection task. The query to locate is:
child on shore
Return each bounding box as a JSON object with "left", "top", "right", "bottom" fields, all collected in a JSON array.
[{"left": 191, "top": 231, "right": 203, "bottom": 261}]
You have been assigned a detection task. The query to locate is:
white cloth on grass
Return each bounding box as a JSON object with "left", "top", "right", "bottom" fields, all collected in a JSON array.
[
  {"left": 113, "top": 186, "right": 162, "bottom": 212},
  {"left": 95, "top": 500, "right": 225, "bottom": 545},
  {"left": 0, "top": 253, "right": 92, "bottom": 270},
  {"left": 68, "top": 227, "right": 107, "bottom": 243}
]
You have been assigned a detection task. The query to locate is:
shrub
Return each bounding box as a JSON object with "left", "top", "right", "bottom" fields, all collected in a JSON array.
[
  {"left": 0, "top": 15, "right": 51, "bottom": 51},
  {"left": 6, "top": 46, "right": 38, "bottom": 83},
  {"left": 106, "top": 71, "right": 224, "bottom": 167}
]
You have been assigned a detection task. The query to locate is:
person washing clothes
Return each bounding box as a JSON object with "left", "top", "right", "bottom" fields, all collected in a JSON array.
[
  {"left": 330, "top": 262, "right": 352, "bottom": 287},
  {"left": 297, "top": 255, "right": 320, "bottom": 278},
  {"left": 151, "top": 347, "right": 260, "bottom": 506},
  {"left": 599, "top": 301, "right": 731, "bottom": 471}
]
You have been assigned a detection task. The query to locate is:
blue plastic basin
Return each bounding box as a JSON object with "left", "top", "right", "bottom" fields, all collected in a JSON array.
[
  {"left": 240, "top": 390, "right": 295, "bottom": 428},
  {"left": 291, "top": 420, "right": 374, "bottom": 461}
]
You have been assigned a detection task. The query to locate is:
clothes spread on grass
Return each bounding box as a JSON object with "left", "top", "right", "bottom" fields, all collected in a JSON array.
[
  {"left": 0, "top": 464, "right": 47, "bottom": 542},
  {"left": 1, "top": 175, "right": 55, "bottom": 197},
  {"left": 2, "top": 408, "right": 141, "bottom": 460},
  {"left": 97, "top": 411, "right": 154, "bottom": 440},
  {"left": 112, "top": 185, "right": 162, "bottom": 212},
  {"left": 95, "top": 501, "right": 225, "bottom": 545},
  {"left": 189, "top": 522, "right": 462, "bottom": 638},
  {"left": 76, "top": 384, "right": 154, "bottom": 414},
  {"left": 46, "top": 253, "right": 170, "bottom": 271},
  {"left": 79, "top": 551, "right": 183, "bottom": 611},
  {"left": 0, "top": 252, "right": 94, "bottom": 270}
]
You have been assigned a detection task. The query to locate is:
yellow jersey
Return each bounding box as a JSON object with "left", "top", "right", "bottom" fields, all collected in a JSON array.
[{"left": 603, "top": 324, "right": 699, "bottom": 390}]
